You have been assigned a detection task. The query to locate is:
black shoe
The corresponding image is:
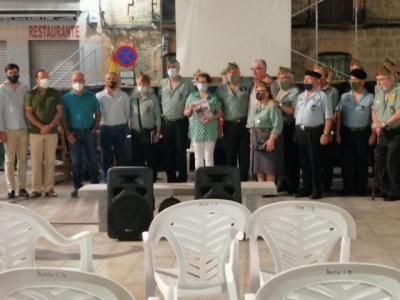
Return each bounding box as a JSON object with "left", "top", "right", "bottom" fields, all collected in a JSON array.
[
  {"left": 70, "top": 189, "right": 79, "bottom": 198},
  {"left": 295, "top": 190, "right": 311, "bottom": 198},
  {"left": 375, "top": 191, "right": 387, "bottom": 198},
  {"left": 7, "top": 190, "right": 15, "bottom": 199},
  {"left": 30, "top": 191, "right": 42, "bottom": 198},
  {"left": 18, "top": 189, "right": 29, "bottom": 198},
  {"left": 45, "top": 190, "right": 57, "bottom": 197},
  {"left": 310, "top": 193, "right": 322, "bottom": 200}
]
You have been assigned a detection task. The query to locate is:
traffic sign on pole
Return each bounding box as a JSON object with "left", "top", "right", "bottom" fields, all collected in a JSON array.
[{"left": 114, "top": 45, "right": 137, "bottom": 67}]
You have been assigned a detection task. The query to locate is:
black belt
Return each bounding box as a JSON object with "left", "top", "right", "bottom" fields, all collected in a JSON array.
[
  {"left": 162, "top": 117, "right": 184, "bottom": 123},
  {"left": 383, "top": 127, "right": 400, "bottom": 134},
  {"left": 296, "top": 125, "right": 323, "bottom": 131},
  {"left": 70, "top": 128, "right": 91, "bottom": 131},
  {"left": 224, "top": 117, "right": 247, "bottom": 124},
  {"left": 343, "top": 126, "right": 368, "bottom": 132},
  {"left": 100, "top": 124, "right": 127, "bottom": 129}
]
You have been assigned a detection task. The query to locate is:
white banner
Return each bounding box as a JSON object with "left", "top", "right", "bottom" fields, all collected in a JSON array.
[{"left": 176, "top": 0, "right": 291, "bottom": 77}]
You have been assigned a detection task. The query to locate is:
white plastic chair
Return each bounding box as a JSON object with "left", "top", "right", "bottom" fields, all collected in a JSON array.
[
  {"left": 246, "top": 200, "right": 356, "bottom": 292},
  {"left": 143, "top": 199, "right": 250, "bottom": 300},
  {"left": 0, "top": 202, "right": 94, "bottom": 272},
  {"left": 246, "top": 262, "right": 400, "bottom": 300},
  {"left": 0, "top": 267, "right": 135, "bottom": 300}
]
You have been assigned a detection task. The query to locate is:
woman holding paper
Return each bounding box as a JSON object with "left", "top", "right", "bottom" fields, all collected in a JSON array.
[
  {"left": 184, "top": 72, "right": 222, "bottom": 169},
  {"left": 250, "top": 80, "right": 283, "bottom": 182}
]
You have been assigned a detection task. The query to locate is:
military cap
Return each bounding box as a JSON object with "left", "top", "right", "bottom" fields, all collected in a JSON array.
[
  {"left": 277, "top": 66, "right": 293, "bottom": 75},
  {"left": 383, "top": 58, "right": 400, "bottom": 75},
  {"left": 350, "top": 68, "right": 367, "bottom": 80},
  {"left": 226, "top": 62, "right": 239, "bottom": 70},
  {"left": 305, "top": 70, "right": 322, "bottom": 79},
  {"left": 376, "top": 65, "right": 395, "bottom": 77}
]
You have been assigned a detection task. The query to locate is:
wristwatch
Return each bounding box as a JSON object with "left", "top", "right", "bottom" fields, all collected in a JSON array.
[
  {"left": 381, "top": 122, "right": 387, "bottom": 128},
  {"left": 323, "top": 131, "right": 329, "bottom": 136}
]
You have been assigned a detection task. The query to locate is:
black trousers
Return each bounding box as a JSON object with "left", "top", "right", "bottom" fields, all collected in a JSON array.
[
  {"left": 321, "top": 140, "right": 335, "bottom": 191},
  {"left": 341, "top": 127, "right": 370, "bottom": 195},
  {"left": 131, "top": 129, "right": 157, "bottom": 181},
  {"left": 281, "top": 123, "right": 299, "bottom": 193},
  {"left": 296, "top": 125, "right": 323, "bottom": 194},
  {"left": 161, "top": 118, "right": 188, "bottom": 182},
  {"left": 223, "top": 120, "right": 250, "bottom": 181},
  {"left": 375, "top": 128, "right": 400, "bottom": 197}
]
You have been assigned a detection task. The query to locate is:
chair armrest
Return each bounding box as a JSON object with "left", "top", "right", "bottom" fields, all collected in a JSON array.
[
  {"left": 143, "top": 231, "right": 157, "bottom": 299},
  {"left": 245, "top": 293, "right": 256, "bottom": 300},
  {"left": 44, "top": 230, "right": 94, "bottom": 272}
]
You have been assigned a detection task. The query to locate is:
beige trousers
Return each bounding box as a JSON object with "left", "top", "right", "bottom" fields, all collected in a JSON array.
[
  {"left": 29, "top": 133, "right": 58, "bottom": 193},
  {"left": 4, "top": 129, "right": 28, "bottom": 191}
]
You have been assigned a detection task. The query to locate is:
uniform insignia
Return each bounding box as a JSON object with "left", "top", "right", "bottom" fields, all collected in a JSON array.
[{"left": 386, "top": 95, "right": 395, "bottom": 102}]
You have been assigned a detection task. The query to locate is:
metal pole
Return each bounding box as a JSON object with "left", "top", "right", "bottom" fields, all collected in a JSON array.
[
  {"left": 315, "top": 0, "right": 319, "bottom": 61},
  {"left": 354, "top": 0, "right": 358, "bottom": 58},
  {"left": 292, "top": 0, "right": 325, "bottom": 18}
]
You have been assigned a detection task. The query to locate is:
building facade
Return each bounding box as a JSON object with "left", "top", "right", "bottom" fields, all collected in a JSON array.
[{"left": 0, "top": 0, "right": 163, "bottom": 88}]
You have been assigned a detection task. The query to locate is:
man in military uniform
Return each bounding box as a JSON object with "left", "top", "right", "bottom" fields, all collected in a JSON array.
[
  {"left": 217, "top": 62, "right": 252, "bottom": 181},
  {"left": 274, "top": 66, "right": 300, "bottom": 194},
  {"left": 336, "top": 68, "right": 375, "bottom": 196},
  {"left": 314, "top": 65, "right": 339, "bottom": 193},
  {"left": 372, "top": 65, "right": 400, "bottom": 201},
  {"left": 295, "top": 71, "right": 333, "bottom": 199},
  {"left": 159, "top": 58, "right": 195, "bottom": 182}
]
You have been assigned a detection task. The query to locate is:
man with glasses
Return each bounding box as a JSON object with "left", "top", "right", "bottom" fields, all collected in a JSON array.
[{"left": 372, "top": 65, "right": 400, "bottom": 201}]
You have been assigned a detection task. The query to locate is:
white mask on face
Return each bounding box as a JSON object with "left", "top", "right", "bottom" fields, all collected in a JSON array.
[
  {"left": 137, "top": 85, "right": 148, "bottom": 94},
  {"left": 167, "top": 68, "right": 178, "bottom": 78},
  {"left": 39, "top": 78, "right": 50, "bottom": 89},
  {"left": 197, "top": 83, "right": 208, "bottom": 93},
  {"left": 72, "top": 82, "right": 84, "bottom": 92}
]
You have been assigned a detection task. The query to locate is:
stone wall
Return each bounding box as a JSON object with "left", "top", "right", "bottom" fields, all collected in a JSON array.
[
  {"left": 292, "top": 27, "right": 400, "bottom": 81},
  {"left": 98, "top": 0, "right": 163, "bottom": 84}
]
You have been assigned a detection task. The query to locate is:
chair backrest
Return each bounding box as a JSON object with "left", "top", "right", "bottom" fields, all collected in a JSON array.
[
  {"left": 0, "top": 267, "right": 135, "bottom": 300},
  {"left": 194, "top": 166, "right": 242, "bottom": 203},
  {"left": 0, "top": 202, "right": 92, "bottom": 271},
  {"left": 246, "top": 201, "right": 356, "bottom": 291},
  {"left": 147, "top": 199, "right": 250, "bottom": 289},
  {"left": 254, "top": 263, "right": 400, "bottom": 299}
]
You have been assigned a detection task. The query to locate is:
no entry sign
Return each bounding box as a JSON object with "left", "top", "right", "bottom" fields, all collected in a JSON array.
[{"left": 114, "top": 45, "right": 137, "bottom": 67}]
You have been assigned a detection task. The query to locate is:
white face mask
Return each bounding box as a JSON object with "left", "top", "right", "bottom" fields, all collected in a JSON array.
[
  {"left": 39, "top": 78, "right": 50, "bottom": 89},
  {"left": 72, "top": 82, "right": 84, "bottom": 92},
  {"left": 167, "top": 68, "right": 178, "bottom": 78},
  {"left": 137, "top": 85, "right": 148, "bottom": 93},
  {"left": 197, "top": 83, "right": 208, "bottom": 93}
]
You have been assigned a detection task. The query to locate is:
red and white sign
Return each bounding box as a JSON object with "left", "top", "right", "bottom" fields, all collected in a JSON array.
[{"left": 28, "top": 25, "right": 80, "bottom": 40}]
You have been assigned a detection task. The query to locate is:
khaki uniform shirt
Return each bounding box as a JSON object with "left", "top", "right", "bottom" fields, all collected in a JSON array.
[
  {"left": 159, "top": 77, "right": 195, "bottom": 120},
  {"left": 216, "top": 77, "right": 252, "bottom": 121},
  {"left": 373, "top": 84, "right": 400, "bottom": 129},
  {"left": 24, "top": 88, "right": 62, "bottom": 134}
]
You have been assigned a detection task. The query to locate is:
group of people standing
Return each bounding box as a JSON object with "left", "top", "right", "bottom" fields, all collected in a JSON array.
[{"left": 0, "top": 56, "right": 399, "bottom": 201}]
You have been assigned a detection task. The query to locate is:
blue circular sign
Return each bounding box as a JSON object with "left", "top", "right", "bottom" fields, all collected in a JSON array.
[{"left": 114, "top": 46, "right": 137, "bottom": 67}]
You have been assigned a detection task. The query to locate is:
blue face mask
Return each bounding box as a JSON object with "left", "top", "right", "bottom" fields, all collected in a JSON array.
[{"left": 303, "top": 83, "right": 313, "bottom": 91}]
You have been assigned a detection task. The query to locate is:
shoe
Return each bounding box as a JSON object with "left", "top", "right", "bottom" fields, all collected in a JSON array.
[
  {"left": 18, "top": 189, "right": 29, "bottom": 198},
  {"left": 7, "top": 190, "right": 15, "bottom": 199},
  {"left": 295, "top": 190, "right": 311, "bottom": 198},
  {"left": 0, "top": 167, "right": 4, "bottom": 172},
  {"left": 30, "top": 191, "right": 42, "bottom": 198},
  {"left": 70, "top": 189, "right": 79, "bottom": 198},
  {"left": 310, "top": 193, "right": 322, "bottom": 200},
  {"left": 45, "top": 190, "right": 57, "bottom": 197}
]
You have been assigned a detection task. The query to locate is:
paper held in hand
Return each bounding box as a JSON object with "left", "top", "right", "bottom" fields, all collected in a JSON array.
[{"left": 192, "top": 99, "right": 213, "bottom": 122}]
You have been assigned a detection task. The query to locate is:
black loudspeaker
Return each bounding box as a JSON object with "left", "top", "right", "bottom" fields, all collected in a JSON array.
[
  {"left": 107, "top": 167, "right": 154, "bottom": 240},
  {"left": 194, "top": 166, "right": 242, "bottom": 203}
]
